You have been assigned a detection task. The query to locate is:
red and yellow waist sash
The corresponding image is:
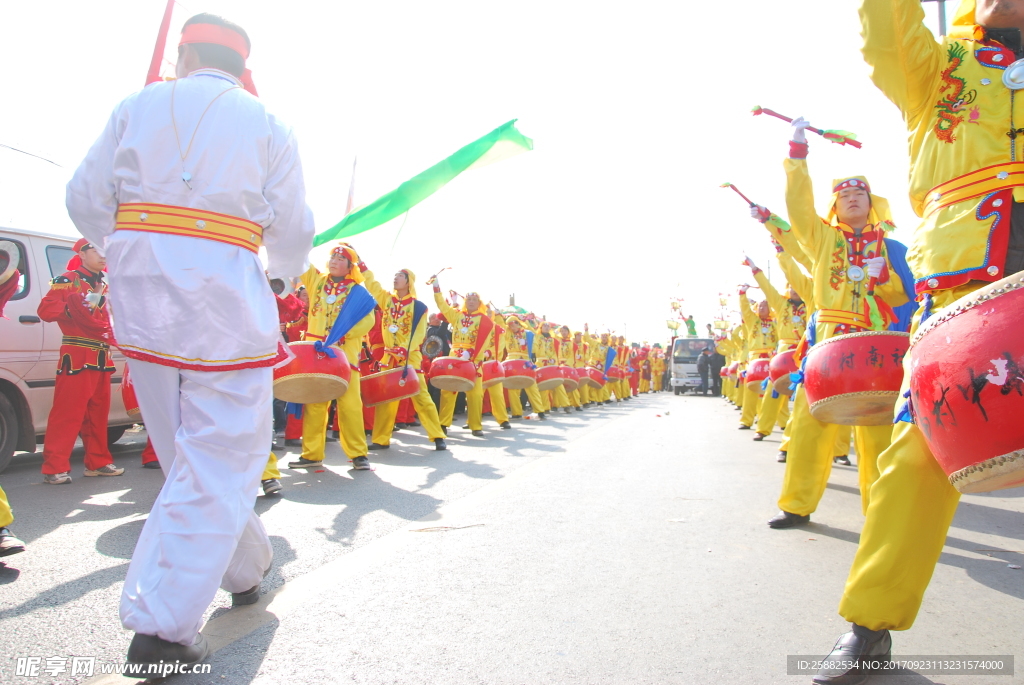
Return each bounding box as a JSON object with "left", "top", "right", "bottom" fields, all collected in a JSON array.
[{"left": 115, "top": 203, "right": 263, "bottom": 254}]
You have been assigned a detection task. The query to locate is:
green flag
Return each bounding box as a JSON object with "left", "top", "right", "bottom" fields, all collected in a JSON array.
[{"left": 313, "top": 119, "right": 533, "bottom": 247}]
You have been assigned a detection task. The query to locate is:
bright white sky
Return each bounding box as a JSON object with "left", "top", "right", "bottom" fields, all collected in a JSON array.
[{"left": 0, "top": 0, "right": 948, "bottom": 344}]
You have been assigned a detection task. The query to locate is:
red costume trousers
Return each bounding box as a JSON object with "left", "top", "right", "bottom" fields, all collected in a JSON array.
[{"left": 42, "top": 369, "right": 113, "bottom": 474}]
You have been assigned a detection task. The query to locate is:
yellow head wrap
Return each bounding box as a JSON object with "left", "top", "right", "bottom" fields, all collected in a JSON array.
[
  {"left": 329, "top": 243, "right": 364, "bottom": 284},
  {"left": 397, "top": 268, "right": 417, "bottom": 299},
  {"left": 461, "top": 291, "right": 486, "bottom": 316},
  {"left": 825, "top": 176, "right": 893, "bottom": 228}
]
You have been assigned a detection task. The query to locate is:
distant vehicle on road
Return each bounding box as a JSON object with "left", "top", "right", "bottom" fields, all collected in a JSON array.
[
  {"left": 670, "top": 337, "right": 714, "bottom": 395},
  {"left": 0, "top": 228, "right": 134, "bottom": 473}
]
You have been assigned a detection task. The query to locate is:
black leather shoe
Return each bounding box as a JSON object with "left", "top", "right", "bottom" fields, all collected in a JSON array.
[
  {"left": 142, "top": 461, "right": 162, "bottom": 469},
  {"left": 232, "top": 584, "right": 260, "bottom": 606},
  {"left": 368, "top": 443, "right": 390, "bottom": 450},
  {"left": 511, "top": 415, "right": 522, "bottom": 419},
  {"left": 563, "top": 407, "right": 572, "bottom": 414},
  {"left": 0, "top": 528, "right": 26, "bottom": 557},
  {"left": 738, "top": 424, "right": 752, "bottom": 430},
  {"left": 284, "top": 439, "right": 301, "bottom": 447},
  {"left": 777, "top": 451, "right": 787, "bottom": 463},
  {"left": 434, "top": 438, "right": 448, "bottom": 451},
  {"left": 351, "top": 456, "right": 371, "bottom": 470},
  {"left": 575, "top": 406, "right": 583, "bottom": 412},
  {"left": 537, "top": 412, "right": 547, "bottom": 420},
  {"left": 126, "top": 633, "right": 209, "bottom": 676},
  {"left": 753, "top": 432, "right": 767, "bottom": 441},
  {"left": 441, "top": 425, "right": 448, "bottom": 435},
  {"left": 472, "top": 430, "right": 485, "bottom": 437},
  {"left": 500, "top": 421, "right": 511, "bottom": 429},
  {"left": 834, "top": 455, "right": 852, "bottom": 466},
  {"left": 767, "top": 510, "right": 810, "bottom": 528},
  {"left": 812, "top": 624, "right": 892, "bottom": 685},
  {"left": 288, "top": 457, "right": 322, "bottom": 468}
]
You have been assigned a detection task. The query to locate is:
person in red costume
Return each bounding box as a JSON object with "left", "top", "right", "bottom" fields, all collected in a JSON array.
[{"left": 36, "top": 239, "right": 124, "bottom": 484}]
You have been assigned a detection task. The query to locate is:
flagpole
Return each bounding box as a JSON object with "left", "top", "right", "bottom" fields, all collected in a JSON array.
[{"left": 146, "top": 0, "right": 176, "bottom": 86}]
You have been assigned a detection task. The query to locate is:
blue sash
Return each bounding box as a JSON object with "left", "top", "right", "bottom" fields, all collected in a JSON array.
[{"left": 315, "top": 284, "right": 377, "bottom": 358}]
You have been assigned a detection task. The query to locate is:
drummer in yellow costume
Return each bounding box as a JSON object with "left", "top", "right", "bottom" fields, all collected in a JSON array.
[
  {"left": 535, "top": 321, "right": 573, "bottom": 414},
  {"left": 501, "top": 315, "right": 549, "bottom": 419},
  {"left": 651, "top": 348, "right": 665, "bottom": 392},
  {"left": 362, "top": 267, "right": 448, "bottom": 452},
  {"left": 585, "top": 329, "right": 612, "bottom": 405},
  {"left": 571, "top": 329, "right": 593, "bottom": 407},
  {"left": 431, "top": 278, "right": 510, "bottom": 435},
  {"left": 289, "top": 244, "right": 377, "bottom": 471},
  {"left": 743, "top": 255, "right": 800, "bottom": 441},
  {"left": 737, "top": 287, "right": 778, "bottom": 430},
  {"left": 751, "top": 118, "right": 908, "bottom": 529},
  {"left": 812, "top": 2, "right": 1024, "bottom": 679},
  {"left": 557, "top": 326, "right": 584, "bottom": 410}
]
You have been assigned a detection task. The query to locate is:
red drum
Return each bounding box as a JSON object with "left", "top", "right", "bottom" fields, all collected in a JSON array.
[
  {"left": 501, "top": 359, "right": 537, "bottom": 389},
  {"left": 274, "top": 341, "right": 352, "bottom": 404},
  {"left": 745, "top": 358, "right": 770, "bottom": 389},
  {"left": 583, "top": 366, "right": 606, "bottom": 388},
  {"left": 560, "top": 366, "right": 579, "bottom": 393},
  {"left": 804, "top": 331, "right": 909, "bottom": 426},
  {"left": 481, "top": 360, "right": 506, "bottom": 389},
  {"left": 719, "top": 367, "right": 729, "bottom": 378},
  {"left": 727, "top": 362, "right": 739, "bottom": 379},
  {"left": 769, "top": 350, "right": 798, "bottom": 396},
  {"left": 536, "top": 365, "right": 565, "bottom": 391},
  {"left": 428, "top": 356, "right": 477, "bottom": 392},
  {"left": 908, "top": 274, "right": 1024, "bottom": 493},
  {"left": 121, "top": 364, "right": 141, "bottom": 417},
  {"left": 361, "top": 366, "right": 421, "bottom": 408},
  {"left": 607, "top": 366, "right": 625, "bottom": 381}
]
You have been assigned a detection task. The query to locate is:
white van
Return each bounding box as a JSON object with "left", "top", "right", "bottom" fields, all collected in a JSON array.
[
  {"left": 670, "top": 337, "right": 716, "bottom": 395},
  {"left": 0, "top": 228, "right": 133, "bottom": 473}
]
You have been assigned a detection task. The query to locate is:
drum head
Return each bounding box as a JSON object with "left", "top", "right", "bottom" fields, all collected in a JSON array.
[
  {"left": 429, "top": 375, "right": 476, "bottom": 393},
  {"left": 274, "top": 375, "right": 350, "bottom": 404},
  {"left": 808, "top": 392, "right": 899, "bottom": 426},
  {"left": 0, "top": 240, "right": 19, "bottom": 286},
  {"left": 422, "top": 335, "right": 443, "bottom": 359},
  {"left": 502, "top": 376, "right": 536, "bottom": 390}
]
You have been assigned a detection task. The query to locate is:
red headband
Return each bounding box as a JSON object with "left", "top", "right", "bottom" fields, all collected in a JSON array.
[
  {"left": 833, "top": 178, "right": 871, "bottom": 193},
  {"left": 179, "top": 23, "right": 250, "bottom": 59}
]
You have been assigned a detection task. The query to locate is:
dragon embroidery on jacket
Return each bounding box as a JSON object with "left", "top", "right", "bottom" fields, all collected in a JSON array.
[
  {"left": 829, "top": 234, "right": 846, "bottom": 290},
  {"left": 934, "top": 43, "right": 976, "bottom": 144}
]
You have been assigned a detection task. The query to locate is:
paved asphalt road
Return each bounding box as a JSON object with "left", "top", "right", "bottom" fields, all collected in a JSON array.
[{"left": 1, "top": 392, "right": 1021, "bottom": 684}]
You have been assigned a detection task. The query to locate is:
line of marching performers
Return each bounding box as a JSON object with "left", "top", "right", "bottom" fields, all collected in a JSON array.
[{"left": 711, "top": 2, "right": 1024, "bottom": 681}]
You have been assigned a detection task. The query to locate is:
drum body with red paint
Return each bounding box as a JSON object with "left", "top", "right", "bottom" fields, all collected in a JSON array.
[
  {"left": 745, "top": 358, "right": 770, "bottom": 390},
  {"left": 274, "top": 341, "right": 352, "bottom": 404},
  {"left": 481, "top": 360, "right": 506, "bottom": 389},
  {"left": 361, "top": 366, "right": 421, "bottom": 408},
  {"left": 501, "top": 359, "right": 537, "bottom": 389},
  {"left": 908, "top": 274, "right": 1024, "bottom": 493},
  {"left": 428, "top": 356, "right": 477, "bottom": 393},
  {"left": 560, "top": 366, "right": 579, "bottom": 393},
  {"left": 536, "top": 365, "right": 565, "bottom": 391},
  {"left": 769, "top": 350, "right": 798, "bottom": 396},
  {"left": 803, "top": 331, "right": 909, "bottom": 426}
]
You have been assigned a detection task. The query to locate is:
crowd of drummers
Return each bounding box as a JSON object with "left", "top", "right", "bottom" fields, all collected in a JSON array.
[{"left": 262, "top": 250, "right": 670, "bottom": 492}]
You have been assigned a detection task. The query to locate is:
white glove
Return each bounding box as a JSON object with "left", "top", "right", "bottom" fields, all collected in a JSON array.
[
  {"left": 791, "top": 116, "right": 811, "bottom": 144},
  {"left": 865, "top": 256, "right": 886, "bottom": 279},
  {"left": 84, "top": 292, "right": 104, "bottom": 308}
]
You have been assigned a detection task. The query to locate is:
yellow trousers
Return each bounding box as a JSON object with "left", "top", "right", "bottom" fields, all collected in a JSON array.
[
  {"left": 778, "top": 386, "right": 891, "bottom": 516},
  {"left": 439, "top": 377, "right": 509, "bottom": 430},
  {"left": 740, "top": 383, "right": 762, "bottom": 427},
  {"left": 756, "top": 390, "right": 790, "bottom": 435},
  {"left": 639, "top": 378, "right": 650, "bottom": 393},
  {"left": 578, "top": 384, "right": 590, "bottom": 405},
  {"left": 302, "top": 371, "right": 367, "bottom": 461},
  {"left": 569, "top": 388, "right": 582, "bottom": 407},
  {"left": 838, "top": 283, "right": 978, "bottom": 632},
  {"left": 509, "top": 383, "right": 546, "bottom": 415},
  {"left": 548, "top": 385, "right": 571, "bottom": 409},
  {"left": 263, "top": 453, "right": 281, "bottom": 480},
  {"left": 0, "top": 485, "right": 13, "bottom": 528},
  {"left": 733, "top": 377, "right": 743, "bottom": 407},
  {"left": 371, "top": 371, "right": 445, "bottom": 445}
]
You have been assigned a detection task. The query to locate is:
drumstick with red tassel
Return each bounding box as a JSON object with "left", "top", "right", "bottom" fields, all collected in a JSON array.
[
  {"left": 425, "top": 266, "right": 451, "bottom": 286},
  {"left": 720, "top": 182, "right": 757, "bottom": 207},
  {"left": 751, "top": 106, "right": 863, "bottom": 148}
]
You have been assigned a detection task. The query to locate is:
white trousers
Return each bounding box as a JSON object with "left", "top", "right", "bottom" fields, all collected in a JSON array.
[{"left": 120, "top": 360, "right": 274, "bottom": 645}]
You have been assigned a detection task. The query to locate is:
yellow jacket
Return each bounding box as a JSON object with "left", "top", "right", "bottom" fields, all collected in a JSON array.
[
  {"left": 740, "top": 291, "right": 778, "bottom": 358},
  {"left": 300, "top": 265, "right": 376, "bottom": 366},
  {"left": 433, "top": 290, "right": 494, "bottom": 364},
  {"left": 862, "top": 0, "right": 1020, "bottom": 292},
  {"left": 751, "top": 266, "right": 807, "bottom": 350},
  {"left": 534, "top": 333, "right": 559, "bottom": 367},
  {"left": 363, "top": 269, "right": 427, "bottom": 370},
  {"left": 784, "top": 159, "right": 908, "bottom": 341}
]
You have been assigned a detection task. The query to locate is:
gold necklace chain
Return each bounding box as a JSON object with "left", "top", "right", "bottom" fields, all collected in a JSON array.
[{"left": 170, "top": 79, "right": 241, "bottom": 165}]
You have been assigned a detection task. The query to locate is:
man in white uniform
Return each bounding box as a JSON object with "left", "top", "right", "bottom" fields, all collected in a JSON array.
[{"left": 66, "top": 13, "right": 314, "bottom": 668}]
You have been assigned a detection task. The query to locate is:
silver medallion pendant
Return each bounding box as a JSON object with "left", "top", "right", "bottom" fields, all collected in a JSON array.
[
  {"left": 325, "top": 294, "right": 338, "bottom": 305},
  {"left": 792, "top": 315, "right": 802, "bottom": 324},
  {"left": 388, "top": 324, "right": 399, "bottom": 334},
  {"left": 761, "top": 326, "right": 769, "bottom": 335},
  {"left": 847, "top": 265, "right": 865, "bottom": 282},
  {"left": 1004, "top": 58, "right": 1024, "bottom": 90},
  {"left": 460, "top": 327, "right": 470, "bottom": 334}
]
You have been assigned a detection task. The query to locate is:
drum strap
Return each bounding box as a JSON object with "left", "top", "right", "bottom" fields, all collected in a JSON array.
[
  {"left": 603, "top": 347, "right": 617, "bottom": 380},
  {"left": 401, "top": 300, "right": 428, "bottom": 380}
]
